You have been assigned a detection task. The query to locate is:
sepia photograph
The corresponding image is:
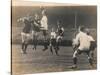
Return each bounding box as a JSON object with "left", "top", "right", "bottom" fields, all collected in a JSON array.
[{"left": 11, "top": 0, "right": 97, "bottom": 75}]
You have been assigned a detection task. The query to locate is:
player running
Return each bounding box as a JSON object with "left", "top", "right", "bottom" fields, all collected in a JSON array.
[
  {"left": 49, "top": 28, "right": 59, "bottom": 55},
  {"left": 56, "top": 20, "right": 64, "bottom": 50},
  {"left": 17, "top": 15, "right": 32, "bottom": 54},
  {"left": 71, "top": 26, "right": 95, "bottom": 69}
]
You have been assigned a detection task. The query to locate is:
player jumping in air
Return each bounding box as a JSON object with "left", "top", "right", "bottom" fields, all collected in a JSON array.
[
  {"left": 40, "top": 7, "right": 48, "bottom": 51},
  {"left": 71, "top": 26, "right": 95, "bottom": 69},
  {"left": 17, "top": 15, "right": 32, "bottom": 54}
]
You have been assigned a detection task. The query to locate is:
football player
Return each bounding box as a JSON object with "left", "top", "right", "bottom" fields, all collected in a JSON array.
[
  {"left": 71, "top": 26, "right": 95, "bottom": 69},
  {"left": 17, "top": 15, "right": 32, "bottom": 54},
  {"left": 56, "top": 20, "right": 64, "bottom": 50},
  {"left": 40, "top": 7, "right": 48, "bottom": 51},
  {"left": 49, "top": 28, "right": 59, "bottom": 55}
]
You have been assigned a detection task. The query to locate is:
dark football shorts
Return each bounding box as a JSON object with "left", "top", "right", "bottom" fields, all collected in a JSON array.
[
  {"left": 50, "top": 39, "right": 56, "bottom": 47},
  {"left": 76, "top": 49, "right": 90, "bottom": 55},
  {"left": 42, "top": 30, "right": 48, "bottom": 36}
]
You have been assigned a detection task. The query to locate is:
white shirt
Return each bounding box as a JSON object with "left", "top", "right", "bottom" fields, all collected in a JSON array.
[
  {"left": 40, "top": 15, "right": 48, "bottom": 30},
  {"left": 75, "top": 31, "right": 91, "bottom": 51},
  {"left": 51, "top": 32, "right": 56, "bottom": 39}
]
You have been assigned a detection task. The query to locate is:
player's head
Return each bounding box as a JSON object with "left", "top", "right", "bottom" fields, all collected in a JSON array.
[
  {"left": 42, "top": 9, "right": 46, "bottom": 16},
  {"left": 40, "top": 6, "right": 45, "bottom": 11},
  {"left": 85, "top": 28, "right": 90, "bottom": 35},
  {"left": 34, "top": 13, "right": 39, "bottom": 20},
  {"left": 40, "top": 6, "right": 46, "bottom": 16},
  {"left": 78, "top": 26, "right": 85, "bottom": 32}
]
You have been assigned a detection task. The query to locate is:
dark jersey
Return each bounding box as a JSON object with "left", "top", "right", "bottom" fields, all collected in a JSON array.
[
  {"left": 32, "top": 19, "right": 41, "bottom": 32},
  {"left": 50, "top": 39, "right": 56, "bottom": 46},
  {"left": 57, "top": 27, "right": 64, "bottom": 36},
  {"left": 23, "top": 19, "right": 31, "bottom": 33}
]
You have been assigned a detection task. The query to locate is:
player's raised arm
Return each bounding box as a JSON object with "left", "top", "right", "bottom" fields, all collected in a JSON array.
[
  {"left": 17, "top": 17, "right": 25, "bottom": 23},
  {"left": 17, "top": 18, "right": 21, "bottom": 23},
  {"left": 17, "top": 16, "right": 29, "bottom": 23}
]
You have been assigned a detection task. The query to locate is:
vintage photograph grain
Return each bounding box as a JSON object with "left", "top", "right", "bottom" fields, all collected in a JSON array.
[{"left": 11, "top": 0, "right": 97, "bottom": 75}]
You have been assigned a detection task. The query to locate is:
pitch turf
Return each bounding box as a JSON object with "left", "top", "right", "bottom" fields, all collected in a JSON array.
[{"left": 12, "top": 44, "right": 97, "bottom": 75}]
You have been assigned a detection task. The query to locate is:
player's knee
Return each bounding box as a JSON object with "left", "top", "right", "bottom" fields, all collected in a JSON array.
[
  {"left": 73, "top": 53, "right": 77, "bottom": 58},
  {"left": 73, "top": 51, "right": 78, "bottom": 58}
]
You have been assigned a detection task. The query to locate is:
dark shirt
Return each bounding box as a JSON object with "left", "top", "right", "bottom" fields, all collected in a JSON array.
[
  {"left": 57, "top": 27, "right": 64, "bottom": 36},
  {"left": 23, "top": 19, "right": 31, "bottom": 33},
  {"left": 32, "top": 19, "right": 41, "bottom": 32}
]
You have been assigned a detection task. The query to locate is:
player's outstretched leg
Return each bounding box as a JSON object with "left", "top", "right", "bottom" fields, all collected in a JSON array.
[
  {"left": 87, "top": 51, "right": 94, "bottom": 68},
  {"left": 70, "top": 50, "right": 79, "bottom": 69}
]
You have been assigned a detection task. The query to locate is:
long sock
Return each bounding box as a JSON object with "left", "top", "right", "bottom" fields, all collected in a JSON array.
[
  {"left": 44, "top": 40, "right": 48, "bottom": 49},
  {"left": 22, "top": 42, "right": 24, "bottom": 50},
  {"left": 34, "top": 45, "right": 37, "bottom": 50},
  {"left": 24, "top": 44, "right": 28, "bottom": 53},
  {"left": 56, "top": 42, "right": 59, "bottom": 50},
  {"left": 89, "top": 58, "right": 93, "bottom": 66},
  {"left": 34, "top": 39, "right": 37, "bottom": 50},
  {"left": 50, "top": 46, "right": 53, "bottom": 54},
  {"left": 73, "top": 57, "right": 77, "bottom": 65},
  {"left": 55, "top": 49, "right": 59, "bottom": 56}
]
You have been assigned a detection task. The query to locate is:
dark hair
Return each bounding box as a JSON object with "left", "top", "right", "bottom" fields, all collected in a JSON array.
[
  {"left": 40, "top": 6, "right": 45, "bottom": 11},
  {"left": 79, "top": 26, "right": 85, "bottom": 32},
  {"left": 85, "top": 28, "right": 90, "bottom": 35},
  {"left": 42, "top": 9, "right": 47, "bottom": 16}
]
